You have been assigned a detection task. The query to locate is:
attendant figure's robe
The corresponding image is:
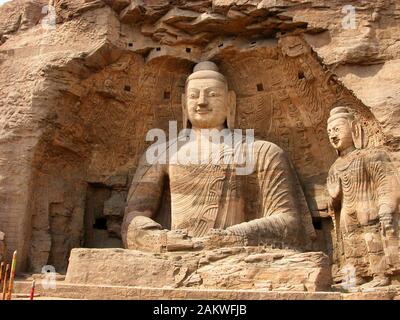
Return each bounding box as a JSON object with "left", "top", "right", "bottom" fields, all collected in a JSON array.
[
  {"left": 123, "top": 131, "right": 315, "bottom": 248},
  {"left": 327, "top": 148, "right": 400, "bottom": 280}
]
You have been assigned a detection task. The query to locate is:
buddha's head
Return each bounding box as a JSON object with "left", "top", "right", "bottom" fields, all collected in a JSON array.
[
  {"left": 182, "top": 61, "right": 236, "bottom": 130},
  {"left": 327, "top": 106, "right": 362, "bottom": 156}
]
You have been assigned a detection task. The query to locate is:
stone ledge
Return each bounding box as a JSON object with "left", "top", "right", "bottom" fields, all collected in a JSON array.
[
  {"left": 12, "top": 281, "right": 400, "bottom": 300},
  {"left": 13, "top": 281, "right": 341, "bottom": 300},
  {"left": 65, "top": 248, "right": 332, "bottom": 292}
]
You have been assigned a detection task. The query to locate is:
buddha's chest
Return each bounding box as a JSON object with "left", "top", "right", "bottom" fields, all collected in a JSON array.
[
  {"left": 335, "top": 157, "right": 369, "bottom": 189},
  {"left": 168, "top": 163, "right": 238, "bottom": 196},
  {"left": 167, "top": 163, "right": 245, "bottom": 234}
]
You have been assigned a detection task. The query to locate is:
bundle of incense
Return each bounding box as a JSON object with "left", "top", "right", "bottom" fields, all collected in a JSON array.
[
  {"left": 1, "top": 264, "right": 9, "bottom": 300},
  {"left": 7, "top": 251, "right": 17, "bottom": 300},
  {"left": 0, "top": 262, "right": 4, "bottom": 288},
  {"left": 30, "top": 280, "right": 36, "bottom": 301}
]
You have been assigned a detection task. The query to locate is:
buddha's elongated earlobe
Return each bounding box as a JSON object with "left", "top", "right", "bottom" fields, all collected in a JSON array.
[
  {"left": 351, "top": 120, "right": 363, "bottom": 149},
  {"left": 182, "top": 93, "right": 189, "bottom": 129},
  {"left": 227, "top": 90, "right": 236, "bottom": 129}
]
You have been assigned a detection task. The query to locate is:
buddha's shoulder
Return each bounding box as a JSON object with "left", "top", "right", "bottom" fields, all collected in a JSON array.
[
  {"left": 252, "top": 139, "right": 286, "bottom": 155},
  {"left": 346, "top": 148, "right": 391, "bottom": 163},
  {"left": 362, "top": 147, "right": 391, "bottom": 162},
  {"left": 329, "top": 147, "right": 391, "bottom": 173}
]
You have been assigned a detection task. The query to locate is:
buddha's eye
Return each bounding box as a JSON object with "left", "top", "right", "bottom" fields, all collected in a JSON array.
[
  {"left": 209, "top": 91, "right": 217, "bottom": 97},
  {"left": 189, "top": 92, "right": 198, "bottom": 99}
]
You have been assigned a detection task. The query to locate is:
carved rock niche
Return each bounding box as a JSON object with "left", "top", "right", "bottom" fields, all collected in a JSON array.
[{"left": 1, "top": 2, "right": 385, "bottom": 279}]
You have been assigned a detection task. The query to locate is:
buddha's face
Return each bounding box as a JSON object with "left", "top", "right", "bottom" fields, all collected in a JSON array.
[
  {"left": 327, "top": 118, "right": 354, "bottom": 153},
  {"left": 186, "top": 77, "right": 228, "bottom": 129}
]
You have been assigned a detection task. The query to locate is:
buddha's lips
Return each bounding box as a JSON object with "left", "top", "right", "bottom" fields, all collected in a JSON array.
[
  {"left": 331, "top": 137, "right": 339, "bottom": 145},
  {"left": 196, "top": 109, "right": 212, "bottom": 114}
]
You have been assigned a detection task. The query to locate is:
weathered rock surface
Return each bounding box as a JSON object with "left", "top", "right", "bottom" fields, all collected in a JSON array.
[
  {"left": 13, "top": 280, "right": 344, "bottom": 299},
  {"left": 11, "top": 279, "right": 400, "bottom": 300},
  {"left": 300, "top": 1, "right": 400, "bottom": 153},
  {"left": 65, "top": 247, "right": 332, "bottom": 291},
  {"left": 0, "top": 1, "right": 398, "bottom": 294}
]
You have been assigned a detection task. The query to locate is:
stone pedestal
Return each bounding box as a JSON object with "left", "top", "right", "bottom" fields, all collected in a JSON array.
[{"left": 65, "top": 247, "right": 332, "bottom": 292}]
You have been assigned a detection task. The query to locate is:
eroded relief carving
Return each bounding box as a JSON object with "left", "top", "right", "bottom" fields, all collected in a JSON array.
[{"left": 327, "top": 106, "right": 400, "bottom": 289}]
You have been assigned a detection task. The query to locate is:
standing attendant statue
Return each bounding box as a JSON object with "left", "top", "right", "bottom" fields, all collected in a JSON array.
[{"left": 327, "top": 106, "right": 400, "bottom": 289}]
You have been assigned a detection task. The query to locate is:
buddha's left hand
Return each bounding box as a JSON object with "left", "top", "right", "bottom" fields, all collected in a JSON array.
[
  {"left": 201, "top": 228, "right": 246, "bottom": 249},
  {"left": 165, "top": 229, "right": 205, "bottom": 251},
  {"left": 206, "top": 228, "right": 232, "bottom": 236}
]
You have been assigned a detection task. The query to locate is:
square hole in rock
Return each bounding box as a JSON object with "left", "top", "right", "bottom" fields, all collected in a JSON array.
[{"left": 93, "top": 217, "right": 107, "bottom": 230}]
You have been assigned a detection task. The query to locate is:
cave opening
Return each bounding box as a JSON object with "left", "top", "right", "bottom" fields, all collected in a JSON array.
[
  {"left": 93, "top": 217, "right": 107, "bottom": 230},
  {"left": 83, "top": 183, "right": 122, "bottom": 248}
]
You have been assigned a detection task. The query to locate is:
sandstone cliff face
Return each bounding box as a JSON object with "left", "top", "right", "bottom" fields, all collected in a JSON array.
[{"left": 0, "top": 0, "right": 398, "bottom": 273}]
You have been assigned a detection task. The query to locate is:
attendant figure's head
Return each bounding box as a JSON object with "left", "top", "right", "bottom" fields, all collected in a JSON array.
[
  {"left": 327, "top": 106, "right": 362, "bottom": 156},
  {"left": 182, "top": 61, "right": 236, "bottom": 130}
]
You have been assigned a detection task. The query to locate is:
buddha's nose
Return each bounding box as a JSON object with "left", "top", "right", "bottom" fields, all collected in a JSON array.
[{"left": 197, "top": 92, "right": 208, "bottom": 108}]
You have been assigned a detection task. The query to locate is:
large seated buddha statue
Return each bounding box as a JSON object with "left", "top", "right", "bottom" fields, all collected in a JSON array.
[
  {"left": 121, "top": 61, "right": 316, "bottom": 252},
  {"left": 66, "top": 62, "right": 330, "bottom": 292}
]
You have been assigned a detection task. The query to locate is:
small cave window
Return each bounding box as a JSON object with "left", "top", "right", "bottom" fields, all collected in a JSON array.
[
  {"left": 128, "top": 43, "right": 133, "bottom": 47},
  {"left": 250, "top": 41, "right": 257, "bottom": 45},
  {"left": 93, "top": 217, "right": 107, "bottom": 230},
  {"left": 218, "top": 43, "right": 224, "bottom": 48},
  {"left": 164, "top": 91, "right": 171, "bottom": 99},
  {"left": 256, "top": 83, "right": 264, "bottom": 92},
  {"left": 156, "top": 47, "right": 161, "bottom": 51},
  {"left": 313, "top": 219, "right": 322, "bottom": 230},
  {"left": 298, "top": 71, "right": 306, "bottom": 80},
  {"left": 186, "top": 48, "right": 191, "bottom": 53},
  {"left": 124, "top": 85, "right": 131, "bottom": 92}
]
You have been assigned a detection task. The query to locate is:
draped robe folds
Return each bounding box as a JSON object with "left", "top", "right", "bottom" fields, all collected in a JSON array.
[
  {"left": 327, "top": 148, "right": 400, "bottom": 279},
  {"left": 123, "top": 131, "right": 315, "bottom": 248}
]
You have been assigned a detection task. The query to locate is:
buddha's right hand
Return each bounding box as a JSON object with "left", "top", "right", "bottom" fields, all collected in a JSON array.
[
  {"left": 165, "top": 229, "right": 204, "bottom": 251},
  {"left": 126, "top": 219, "right": 202, "bottom": 252},
  {"left": 124, "top": 215, "right": 164, "bottom": 251},
  {"left": 131, "top": 215, "right": 162, "bottom": 230}
]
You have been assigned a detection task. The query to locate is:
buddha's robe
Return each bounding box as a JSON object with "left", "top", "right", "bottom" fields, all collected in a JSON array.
[
  {"left": 327, "top": 148, "right": 400, "bottom": 279},
  {"left": 123, "top": 131, "right": 315, "bottom": 248}
]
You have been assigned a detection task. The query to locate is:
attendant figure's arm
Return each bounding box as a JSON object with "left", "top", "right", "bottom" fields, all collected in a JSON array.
[
  {"left": 367, "top": 150, "right": 400, "bottom": 267},
  {"left": 368, "top": 151, "right": 399, "bottom": 234}
]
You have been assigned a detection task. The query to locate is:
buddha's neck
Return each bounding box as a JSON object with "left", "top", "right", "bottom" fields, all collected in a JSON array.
[
  {"left": 339, "top": 145, "right": 356, "bottom": 157},
  {"left": 192, "top": 126, "right": 226, "bottom": 142}
]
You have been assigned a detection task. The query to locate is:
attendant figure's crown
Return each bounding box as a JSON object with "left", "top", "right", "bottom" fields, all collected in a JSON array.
[{"left": 328, "top": 106, "right": 355, "bottom": 123}]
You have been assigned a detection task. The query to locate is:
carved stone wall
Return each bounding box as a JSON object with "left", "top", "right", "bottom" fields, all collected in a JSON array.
[{"left": 0, "top": 0, "right": 398, "bottom": 273}]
